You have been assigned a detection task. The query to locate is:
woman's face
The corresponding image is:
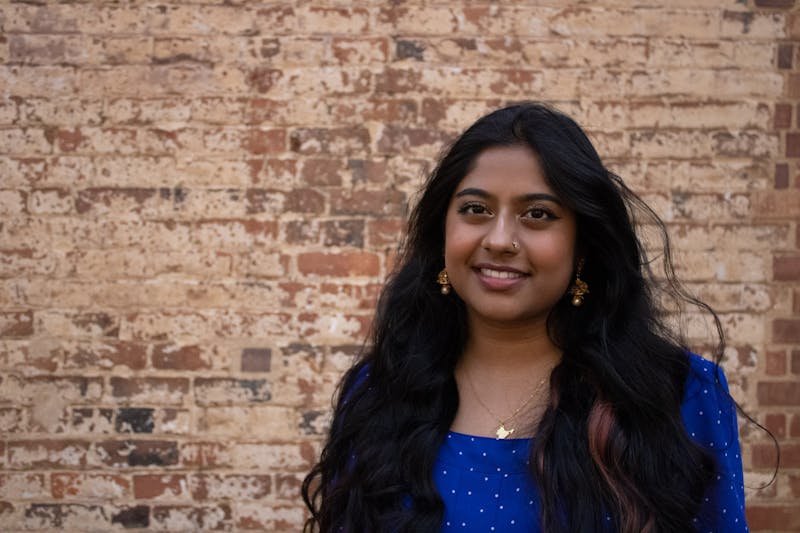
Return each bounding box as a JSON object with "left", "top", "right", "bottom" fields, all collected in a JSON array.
[{"left": 443, "top": 145, "right": 578, "bottom": 329}]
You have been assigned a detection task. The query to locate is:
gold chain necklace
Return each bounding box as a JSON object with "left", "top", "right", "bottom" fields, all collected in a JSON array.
[{"left": 464, "top": 366, "right": 550, "bottom": 439}]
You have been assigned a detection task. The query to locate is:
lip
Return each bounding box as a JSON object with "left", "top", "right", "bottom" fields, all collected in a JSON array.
[{"left": 472, "top": 263, "right": 530, "bottom": 291}]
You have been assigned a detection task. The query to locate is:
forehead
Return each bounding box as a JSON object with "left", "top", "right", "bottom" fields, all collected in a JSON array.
[{"left": 456, "top": 145, "right": 552, "bottom": 194}]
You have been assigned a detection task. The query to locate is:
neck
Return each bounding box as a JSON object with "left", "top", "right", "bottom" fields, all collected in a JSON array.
[{"left": 460, "top": 314, "right": 561, "bottom": 376}]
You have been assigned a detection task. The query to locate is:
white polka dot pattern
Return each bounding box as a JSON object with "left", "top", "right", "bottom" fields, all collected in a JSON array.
[{"left": 432, "top": 353, "right": 749, "bottom": 532}]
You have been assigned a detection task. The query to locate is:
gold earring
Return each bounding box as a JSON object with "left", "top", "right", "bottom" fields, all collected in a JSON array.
[
  {"left": 437, "top": 269, "right": 451, "bottom": 295},
  {"left": 569, "top": 260, "right": 588, "bottom": 306}
]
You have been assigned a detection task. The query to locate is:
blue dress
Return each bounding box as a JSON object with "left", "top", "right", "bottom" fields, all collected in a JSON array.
[{"left": 433, "top": 354, "right": 748, "bottom": 532}]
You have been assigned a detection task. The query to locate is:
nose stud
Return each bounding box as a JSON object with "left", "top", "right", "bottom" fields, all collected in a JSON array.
[{"left": 512, "top": 240, "right": 519, "bottom": 251}]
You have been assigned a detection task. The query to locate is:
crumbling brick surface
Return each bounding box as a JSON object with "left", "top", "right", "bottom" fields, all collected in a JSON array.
[{"left": 0, "top": 1, "right": 798, "bottom": 530}]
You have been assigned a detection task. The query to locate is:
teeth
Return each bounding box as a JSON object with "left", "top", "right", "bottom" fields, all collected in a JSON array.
[{"left": 480, "top": 268, "right": 523, "bottom": 279}]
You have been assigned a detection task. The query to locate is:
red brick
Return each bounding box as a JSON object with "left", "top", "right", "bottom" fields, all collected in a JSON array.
[
  {"left": 284, "top": 188, "right": 325, "bottom": 214},
  {"left": 773, "top": 319, "right": 800, "bottom": 343},
  {"left": 788, "top": 132, "right": 800, "bottom": 157},
  {"left": 789, "top": 474, "right": 800, "bottom": 498},
  {"left": 765, "top": 350, "right": 786, "bottom": 375},
  {"left": 329, "top": 189, "right": 406, "bottom": 216},
  {"left": 64, "top": 340, "right": 147, "bottom": 370},
  {"left": 152, "top": 344, "right": 210, "bottom": 371},
  {"left": 790, "top": 73, "right": 800, "bottom": 99},
  {"left": 297, "top": 251, "right": 380, "bottom": 277},
  {"left": 274, "top": 473, "right": 303, "bottom": 500},
  {"left": 133, "top": 474, "right": 187, "bottom": 500},
  {"left": 775, "top": 162, "right": 789, "bottom": 188},
  {"left": 747, "top": 505, "right": 800, "bottom": 531},
  {"left": 758, "top": 381, "right": 800, "bottom": 405},
  {"left": 751, "top": 442, "right": 784, "bottom": 469},
  {"left": 764, "top": 413, "right": 786, "bottom": 439},
  {"left": 0, "top": 311, "right": 34, "bottom": 337},
  {"left": 300, "top": 158, "right": 345, "bottom": 186},
  {"left": 348, "top": 158, "right": 390, "bottom": 185},
  {"left": 792, "top": 414, "right": 800, "bottom": 437},
  {"left": 376, "top": 125, "right": 450, "bottom": 153},
  {"left": 775, "top": 103, "right": 792, "bottom": 128},
  {"left": 246, "top": 67, "right": 284, "bottom": 93},
  {"left": 241, "top": 129, "right": 285, "bottom": 155},
  {"left": 790, "top": 349, "right": 800, "bottom": 372},
  {"left": 241, "top": 348, "right": 271, "bottom": 372},
  {"left": 368, "top": 218, "right": 404, "bottom": 247},
  {"left": 774, "top": 255, "right": 800, "bottom": 281}
]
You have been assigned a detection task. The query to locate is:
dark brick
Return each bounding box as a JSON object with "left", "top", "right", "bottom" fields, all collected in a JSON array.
[
  {"left": 112, "top": 505, "right": 150, "bottom": 528},
  {"left": 241, "top": 348, "right": 271, "bottom": 372},
  {"left": 775, "top": 103, "right": 792, "bottom": 128},
  {"left": 115, "top": 408, "right": 155, "bottom": 434},
  {"left": 395, "top": 39, "right": 425, "bottom": 61},
  {"left": 776, "top": 162, "right": 789, "bottom": 189},
  {"left": 779, "top": 43, "right": 794, "bottom": 69}
]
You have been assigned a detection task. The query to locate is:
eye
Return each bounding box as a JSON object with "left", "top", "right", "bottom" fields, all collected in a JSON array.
[
  {"left": 522, "top": 206, "right": 557, "bottom": 220},
  {"left": 457, "top": 202, "right": 491, "bottom": 216}
]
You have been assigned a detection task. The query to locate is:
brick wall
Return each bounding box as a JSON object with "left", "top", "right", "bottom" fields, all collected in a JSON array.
[{"left": 1, "top": 1, "right": 798, "bottom": 531}]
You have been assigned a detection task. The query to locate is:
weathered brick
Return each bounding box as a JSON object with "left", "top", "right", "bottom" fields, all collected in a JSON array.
[
  {"left": 22, "top": 503, "right": 112, "bottom": 530},
  {"left": 297, "top": 251, "right": 380, "bottom": 277},
  {"left": 236, "top": 502, "right": 305, "bottom": 531},
  {"left": 7, "top": 440, "right": 89, "bottom": 469},
  {"left": 109, "top": 377, "right": 189, "bottom": 405},
  {"left": 194, "top": 378, "right": 271, "bottom": 406},
  {"left": 152, "top": 343, "right": 211, "bottom": 371},
  {"left": 0, "top": 375, "right": 103, "bottom": 406},
  {"left": 0, "top": 312, "right": 33, "bottom": 338},
  {"left": 190, "top": 474, "right": 271, "bottom": 501},
  {"left": 180, "top": 442, "right": 231, "bottom": 469},
  {"left": 151, "top": 504, "right": 232, "bottom": 530},
  {"left": 94, "top": 440, "right": 179, "bottom": 468},
  {"left": 0, "top": 1, "right": 795, "bottom": 528},
  {"left": 51, "top": 473, "right": 129, "bottom": 500},
  {"left": 0, "top": 474, "right": 47, "bottom": 500},
  {"left": 132, "top": 474, "right": 188, "bottom": 500}
]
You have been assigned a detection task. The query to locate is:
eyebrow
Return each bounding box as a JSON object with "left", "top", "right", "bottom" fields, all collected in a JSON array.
[{"left": 453, "top": 187, "right": 564, "bottom": 206}]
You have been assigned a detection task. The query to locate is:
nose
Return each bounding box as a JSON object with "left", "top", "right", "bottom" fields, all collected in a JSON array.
[{"left": 481, "top": 214, "right": 518, "bottom": 254}]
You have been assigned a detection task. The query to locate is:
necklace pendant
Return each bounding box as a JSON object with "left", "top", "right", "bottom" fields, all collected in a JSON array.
[{"left": 496, "top": 424, "right": 514, "bottom": 439}]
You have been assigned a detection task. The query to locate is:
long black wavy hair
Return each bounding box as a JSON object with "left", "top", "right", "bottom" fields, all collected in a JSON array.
[{"left": 302, "top": 102, "right": 729, "bottom": 532}]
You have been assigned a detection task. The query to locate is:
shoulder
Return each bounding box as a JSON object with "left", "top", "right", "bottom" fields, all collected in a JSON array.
[{"left": 681, "top": 353, "right": 737, "bottom": 451}]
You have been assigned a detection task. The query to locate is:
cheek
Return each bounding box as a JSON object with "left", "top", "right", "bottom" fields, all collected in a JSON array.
[{"left": 532, "top": 232, "right": 576, "bottom": 275}]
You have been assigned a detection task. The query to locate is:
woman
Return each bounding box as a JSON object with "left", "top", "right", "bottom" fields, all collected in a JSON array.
[{"left": 302, "top": 103, "right": 748, "bottom": 532}]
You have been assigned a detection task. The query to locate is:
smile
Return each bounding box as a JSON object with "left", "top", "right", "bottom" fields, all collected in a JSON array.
[{"left": 478, "top": 268, "right": 526, "bottom": 279}]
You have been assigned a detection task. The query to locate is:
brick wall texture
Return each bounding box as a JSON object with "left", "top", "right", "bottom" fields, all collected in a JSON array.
[{"left": 0, "top": 0, "right": 799, "bottom": 531}]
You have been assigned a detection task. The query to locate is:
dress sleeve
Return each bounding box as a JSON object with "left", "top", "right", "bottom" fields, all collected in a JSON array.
[{"left": 681, "top": 354, "right": 749, "bottom": 532}]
